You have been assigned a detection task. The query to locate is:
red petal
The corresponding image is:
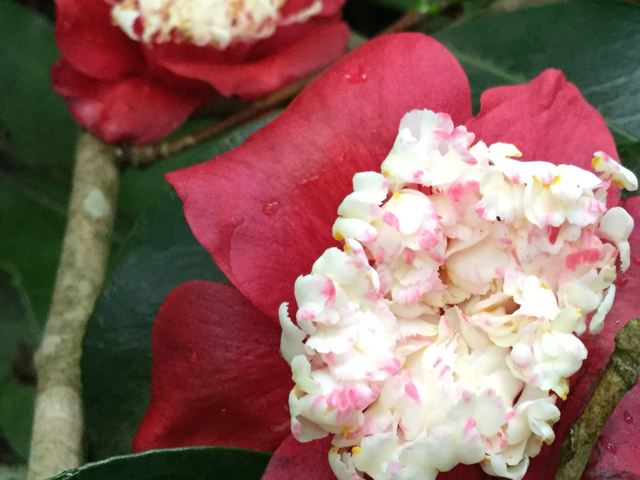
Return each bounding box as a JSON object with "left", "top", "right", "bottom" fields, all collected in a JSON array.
[
  {"left": 55, "top": 0, "right": 143, "bottom": 81},
  {"left": 438, "top": 465, "right": 489, "bottom": 479},
  {"left": 262, "top": 435, "right": 335, "bottom": 480},
  {"left": 52, "top": 60, "right": 202, "bottom": 145},
  {"left": 466, "top": 69, "right": 618, "bottom": 169},
  {"left": 167, "top": 33, "right": 472, "bottom": 320},
  {"left": 280, "top": 0, "right": 344, "bottom": 18},
  {"left": 524, "top": 196, "right": 640, "bottom": 479},
  {"left": 146, "top": 17, "right": 350, "bottom": 99},
  {"left": 132, "top": 281, "right": 292, "bottom": 453},
  {"left": 583, "top": 384, "right": 640, "bottom": 478}
]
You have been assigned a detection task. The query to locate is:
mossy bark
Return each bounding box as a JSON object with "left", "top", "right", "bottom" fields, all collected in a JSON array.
[{"left": 27, "top": 133, "right": 119, "bottom": 480}]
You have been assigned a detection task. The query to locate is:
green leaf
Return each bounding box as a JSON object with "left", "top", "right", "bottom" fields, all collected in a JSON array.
[
  {"left": 0, "top": 0, "right": 77, "bottom": 169},
  {"left": 0, "top": 265, "right": 38, "bottom": 385},
  {"left": 0, "top": 1, "right": 77, "bottom": 328},
  {"left": 46, "top": 447, "right": 271, "bottom": 480},
  {"left": 0, "top": 379, "right": 34, "bottom": 461},
  {"left": 0, "top": 465, "right": 27, "bottom": 480},
  {"left": 0, "top": 172, "right": 68, "bottom": 326},
  {"left": 434, "top": 0, "right": 640, "bottom": 142},
  {"left": 0, "top": 266, "right": 38, "bottom": 461}
]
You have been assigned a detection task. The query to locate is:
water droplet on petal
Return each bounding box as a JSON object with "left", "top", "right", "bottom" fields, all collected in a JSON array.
[
  {"left": 345, "top": 65, "right": 367, "bottom": 84},
  {"left": 190, "top": 353, "right": 198, "bottom": 363},
  {"left": 600, "top": 435, "right": 617, "bottom": 454},
  {"left": 616, "top": 276, "right": 629, "bottom": 287},
  {"left": 624, "top": 410, "right": 634, "bottom": 424},
  {"left": 263, "top": 201, "right": 280, "bottom": 216}
]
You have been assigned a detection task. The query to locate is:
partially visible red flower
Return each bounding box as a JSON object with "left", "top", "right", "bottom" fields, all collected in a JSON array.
[
  {"left": 51, "top": 0, "right": 349, "bottom": 144},
  {"left": 132, "top": 34, "right": 640, "bottom": 479}
]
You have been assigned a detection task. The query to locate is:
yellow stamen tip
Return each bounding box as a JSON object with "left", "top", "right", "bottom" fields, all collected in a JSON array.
[
  {"left": 352, "top": 447, "right": 361, "bottom": 455},
  {"left": 541, "top": 284, "right": 549, "bottom": 290},
  {"left": 329, "top": 447, "right": 339, "bottom": 454},
  {"left": 393, "top": 192, "right": 401, "bottom": 199},
  {"left": 592, "top": 156, "right": 602, "bottom": 168},
  {"left": 552, "top": 175, "right": 562, "bottom": 185},
  {"left": 333, "top": 231, "right": 344, "bottom": 241},
  {"left": 382, "top": 170, "right": 390, "bottom": 177},
  {"left": 341, "top": 426, "right": 351, "bottom": 436},
  {"left": 576, "top": 308, "right": 582, "bottom": 313}
]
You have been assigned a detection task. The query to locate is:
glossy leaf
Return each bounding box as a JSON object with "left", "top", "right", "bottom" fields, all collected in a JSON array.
[
  {"left": 0, "top": 0, "right": 77, "bottom": 168},
  {"left": 0, "top": 465, "right": 27, "bottom": 480},
  {"left": 0, "top": 173, "right": 68, "bottom": 326},
  {"left": 0, "top": 266, "right": 38, "bottom": 385},
  {"left": 434, "top": 0, "right": 640, "bottom": 143},
  {"left": 0, "top": 266, "right": 38, "bottom": 461},
  {"left": 0, "top": 1, "right": 76, "bottom": 328},
  {"left": 0, "top": 379, "right": 34, "bottom": 461},
  {"left": 46, "top": 447, "right": 271, "bottom": 480}
]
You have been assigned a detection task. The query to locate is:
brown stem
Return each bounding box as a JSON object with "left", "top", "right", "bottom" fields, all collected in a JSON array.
[
  {"left": 120, "top": 73, "right": 316, "bottom": 167},
  {"left": 380, "top": 10, "right": 427, "bottom": 35},
  {"left": 120, "top": 13, "right": 428, "bottom": 167},
  {"left": 27, "top": 132, "right": 120, "bottom": 480},
  {"left": 555, "top": 317, "right": 640, "bottom": 480}
]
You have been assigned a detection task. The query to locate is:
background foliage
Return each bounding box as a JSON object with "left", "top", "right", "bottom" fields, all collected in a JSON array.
[{"left": 1, "top": 0, "right": 640, "bottom": 477}]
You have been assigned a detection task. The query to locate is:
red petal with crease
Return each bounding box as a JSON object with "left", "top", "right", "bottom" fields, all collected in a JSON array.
[
  {"left": 583, "top": 383, "right": 640, "bottom": 479},
  {"left": 52, "top": 60, "right": 202, "bottom": 145},
  {"left": 524, "top": 196, "right": 640, "bottom": 479},
  {"left": 167, "top": 33, "right": 472, "bottom": 320},
  {"left": 132, "top": 281, "right": 292, "bottom": 453},
  {"left": 147, "top": 17, "right": 350, "bottom": 99},
  {"left": 262, "top": 435, "right": 335, "bottom": 480},
  {"left": 55, "top": 0, "right": 142, "bottom": 81},
  {"left": 466, "top": 69, "right": 618, "bottom": 168}
]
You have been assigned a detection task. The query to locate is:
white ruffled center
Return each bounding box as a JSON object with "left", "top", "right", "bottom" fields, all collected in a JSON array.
[
  {"left": 111, "top": 0, "right": 322, "bottom": 48},
  {"left": 279, "top": 109, "right": 637, "bottom": 480}
]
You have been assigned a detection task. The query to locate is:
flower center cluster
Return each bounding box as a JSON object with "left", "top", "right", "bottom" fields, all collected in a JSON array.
[
  {"left": 279, "top": 109, "right": 637, "bottom": 480},
  {"left": 111, "top": 0, "right": 322, "bottom": 48}
]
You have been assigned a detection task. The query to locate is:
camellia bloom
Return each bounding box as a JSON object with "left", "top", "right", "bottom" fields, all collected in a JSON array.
[
  {"left": 279, "top": 108, "right": 637, "bottom": 479},
  {"left": 133, "top": 34, "right": 640, "bottom": 479},
  {"left": 51, "top": 0, "right": 349, "bottom": 144}
]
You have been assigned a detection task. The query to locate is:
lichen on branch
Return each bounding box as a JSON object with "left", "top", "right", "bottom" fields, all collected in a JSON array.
[{"left": 27, "top": 132, "right": 119, "bottom": 480}]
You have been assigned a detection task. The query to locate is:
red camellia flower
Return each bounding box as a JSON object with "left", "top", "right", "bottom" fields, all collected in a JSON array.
[
  {"left": 132, "top": 34, "right": 640, "bottom": 479},
  {"left": 51, "top": 0, "right": 349, "bottom": 144}
]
